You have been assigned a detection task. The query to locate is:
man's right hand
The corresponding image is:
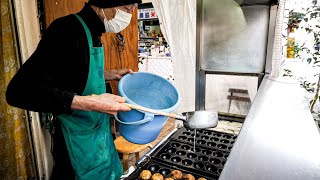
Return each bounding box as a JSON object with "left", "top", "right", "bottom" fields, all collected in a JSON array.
[{"left": 71, "top": 93, "right": 131, "bottom": 115}]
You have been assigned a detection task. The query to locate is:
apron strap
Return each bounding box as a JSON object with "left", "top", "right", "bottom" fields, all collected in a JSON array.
[{"left": 74, "top": 14, "right": 93, "bottom": 48}]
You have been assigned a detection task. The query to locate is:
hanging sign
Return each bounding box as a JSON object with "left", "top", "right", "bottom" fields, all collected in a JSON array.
[{"left": 138, "top": 8, "right": 158, "bottom": 19}]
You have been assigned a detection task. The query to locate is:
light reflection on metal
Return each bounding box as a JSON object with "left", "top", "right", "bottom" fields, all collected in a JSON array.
[{"left": 219, "top": 76, "right": 320, "bottom": 180}]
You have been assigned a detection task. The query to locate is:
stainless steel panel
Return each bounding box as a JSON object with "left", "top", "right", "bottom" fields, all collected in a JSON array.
[
  {"left": 200, "top": 4, "right": 270, "bottom": 73},
  {"left": 234, "top": 0, "right": 273, "bottom": 5},
  {"left": 264, "top": 5, "right": 277, "bottom": 75},
  {"left": 219, "top": 76, "right": 320, "bottom": 180},
  {"left": 196, "top": 0, "right": 205, "bottom": 110}
]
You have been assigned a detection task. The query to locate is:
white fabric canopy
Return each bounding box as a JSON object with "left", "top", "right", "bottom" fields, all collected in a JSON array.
[{"left": 152, "top": 0, "right": 197, "bottom": 113}]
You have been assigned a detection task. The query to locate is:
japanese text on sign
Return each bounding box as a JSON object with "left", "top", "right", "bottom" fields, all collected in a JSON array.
[{"left": 138, "top": 8, "right": 158, "bottom": 19}]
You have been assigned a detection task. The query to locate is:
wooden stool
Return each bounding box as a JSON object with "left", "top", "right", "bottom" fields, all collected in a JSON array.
[{"left": 114, "top": 136, "right": 153, "bottom": 171}]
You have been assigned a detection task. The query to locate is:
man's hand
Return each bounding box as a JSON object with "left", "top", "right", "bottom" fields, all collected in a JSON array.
[
  {"left": 105, "top": 69, "right": 134, "bottom": 81},
  {"left": 71, "top": 94, "right": 131, "bottom": 115}
]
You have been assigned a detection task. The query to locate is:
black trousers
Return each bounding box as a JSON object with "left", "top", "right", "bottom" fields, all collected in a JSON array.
[{"left": 50, "top": 121, "right": 75, "bottom": 180}]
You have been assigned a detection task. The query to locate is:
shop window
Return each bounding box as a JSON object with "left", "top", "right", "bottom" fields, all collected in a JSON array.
[{"left": 205, "top": 74, "right": 258, "bottom": 116}]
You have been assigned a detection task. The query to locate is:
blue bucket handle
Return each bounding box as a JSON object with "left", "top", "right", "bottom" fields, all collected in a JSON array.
[{"left": 114, "top": 113, "right": 154, "bottom": 125}]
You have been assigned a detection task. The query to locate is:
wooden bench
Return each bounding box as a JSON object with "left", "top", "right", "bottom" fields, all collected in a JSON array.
[{"left": 227, "top": 88, "right": 251, "bottom": 113}]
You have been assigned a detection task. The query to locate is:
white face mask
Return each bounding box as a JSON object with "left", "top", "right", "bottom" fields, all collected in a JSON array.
[{"left": 102, "top": 8, "right": 132, "bottom": 33}]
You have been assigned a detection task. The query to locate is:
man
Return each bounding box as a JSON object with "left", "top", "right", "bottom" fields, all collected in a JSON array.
[{"left": 6, "top": 0, "right": 141, "bottom": 179}]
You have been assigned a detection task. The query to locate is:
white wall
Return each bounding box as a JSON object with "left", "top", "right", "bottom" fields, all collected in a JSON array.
[
  {"left": 142, "top": 0, "right": 152, "bottom": 3},
  {"left": 205, "top": 75, "right": 258, "bottom": 116},
  {"left": 14, "top": 0, "right": 40, "bottom": 62}
]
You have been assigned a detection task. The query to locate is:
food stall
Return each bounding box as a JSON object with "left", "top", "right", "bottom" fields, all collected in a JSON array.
[
  {"left": 3, "top": 0, "right": 319, "bottom": 179},
  {"left": 121, "top": 0, "right": 320, "bottom": 179}
]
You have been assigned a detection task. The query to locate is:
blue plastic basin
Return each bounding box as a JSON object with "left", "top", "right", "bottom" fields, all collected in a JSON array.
[{"left": 116, "top": 72, "right": 180, "bottom": 144}]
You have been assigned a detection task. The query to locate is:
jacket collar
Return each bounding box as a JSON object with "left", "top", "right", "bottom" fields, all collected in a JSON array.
[{"left": 77, "top": 3, "right": 105, "bottom": 37}]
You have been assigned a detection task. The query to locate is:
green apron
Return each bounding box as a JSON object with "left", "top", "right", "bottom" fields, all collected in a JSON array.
[{"left": 57, "top": 14, "right": 123, "bottom": 180}]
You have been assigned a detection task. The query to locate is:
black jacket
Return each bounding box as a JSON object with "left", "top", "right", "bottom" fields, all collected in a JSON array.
[
  {"left": 6, "top": 3, "right": 106, "bottom": 114},
  {"left": 6, "top": 4, "right": 108, "bottom": 179}
]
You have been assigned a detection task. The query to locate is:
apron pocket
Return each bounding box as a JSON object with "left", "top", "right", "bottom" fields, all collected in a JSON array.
[{"left": 67, "top": 123, "right": 109, "bottom": 175}]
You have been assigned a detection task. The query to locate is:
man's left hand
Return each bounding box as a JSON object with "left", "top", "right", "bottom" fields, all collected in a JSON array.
[{"left": 105, "top": 69, "right": 134, "bottom": 81}]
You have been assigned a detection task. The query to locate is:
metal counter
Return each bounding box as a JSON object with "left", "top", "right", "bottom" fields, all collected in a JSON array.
[{"left": 219, "top": 76, "right": 320, "bottom": 180}]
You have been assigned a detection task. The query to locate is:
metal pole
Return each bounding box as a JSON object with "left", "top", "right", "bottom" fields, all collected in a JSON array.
[{"left": 195, "top": 0, "right": 205, "bottom": 111}]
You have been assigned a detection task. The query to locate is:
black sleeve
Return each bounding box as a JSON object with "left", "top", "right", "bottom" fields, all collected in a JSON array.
[{"left": 6, "top": 18, "right": 75, "bottom": 114}]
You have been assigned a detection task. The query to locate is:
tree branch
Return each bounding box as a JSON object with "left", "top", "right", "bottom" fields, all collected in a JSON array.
[{"left": 310, "top": 73, "right": 320, "bottom": 112}]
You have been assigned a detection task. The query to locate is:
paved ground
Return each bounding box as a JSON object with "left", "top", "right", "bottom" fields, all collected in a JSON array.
[{"left": 210, "top": 120, "right": 242, "bottom": 135}]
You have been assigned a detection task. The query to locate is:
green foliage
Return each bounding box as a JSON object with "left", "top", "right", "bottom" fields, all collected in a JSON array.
[
  {"left": 284, "top": 4, "right": 320, "bottom": 128},
  {"left": 288, "top": 11, "right": 305, "bottom": 25},
  {"left": 283, "top": 69, "right": 293, "bottom": 77}
]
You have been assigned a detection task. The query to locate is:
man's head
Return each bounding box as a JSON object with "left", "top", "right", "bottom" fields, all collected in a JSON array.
[{"left": 89, "top": 0, "right": 142, "bottom": 33}]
